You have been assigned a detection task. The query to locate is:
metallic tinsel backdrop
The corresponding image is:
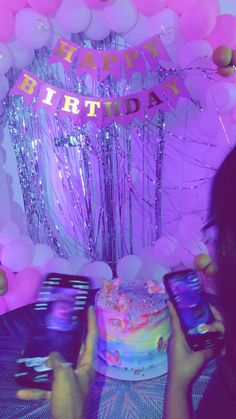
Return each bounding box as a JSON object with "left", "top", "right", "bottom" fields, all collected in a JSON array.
[{"left": 5, "top": 33, "right": 167, "bottom": 270}]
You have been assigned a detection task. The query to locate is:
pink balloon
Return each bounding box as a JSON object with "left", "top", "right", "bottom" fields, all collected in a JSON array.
[
  {"left": 0, "top": 0, "right": 27, "bottom": 12},
  {"left": 0, "top": 265, "right": 16, "bottom": 288},
  {"left": 134, "top": 0, "right": 167, "bottom": 16},
  {"left": 207, "top": 14, "right": 236, "bottom": 48},
  {"left": 180, "top": 1, "right": 217, "bottom": 40},
  {"left": 27, "top": 0, "right": 62, "bottom": 15},
  {"left": 206, "top": 0, "right": 221, "bottom": 16},
  {"left": 0, "top": 6, "right": 15, "bottom": 42},
  {"left": 84, "top": 0, "right": 115, "bottom": 9},
  {"left": 167, "top": 0, "right": 194, "bottom": 15},
  {"left": 5, "top": 268, "right": 43, "bottom": 310}
]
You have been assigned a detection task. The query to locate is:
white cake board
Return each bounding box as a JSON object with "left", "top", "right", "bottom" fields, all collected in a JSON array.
[{"left": 94, "top": 353, "right": 168, "bottom": 381}]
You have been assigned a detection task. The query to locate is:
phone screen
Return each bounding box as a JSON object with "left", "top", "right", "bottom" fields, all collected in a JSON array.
[
  {"left": 15, "top": 273, "right": 90, "bottom": 390},
  {"left": 164, "top": 270, "right": 221, "bottom": 350}
]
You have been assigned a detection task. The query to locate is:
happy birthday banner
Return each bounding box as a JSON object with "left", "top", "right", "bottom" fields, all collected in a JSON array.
[
  {"left": 49, "top": 35, "right": 171, "bottom": 81},
  {"left": 10, "top": 70, "right": 190, "bottom": 127}
]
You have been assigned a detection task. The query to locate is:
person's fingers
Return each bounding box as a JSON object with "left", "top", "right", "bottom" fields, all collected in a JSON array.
[
  {"left": 17, "top": 389, "right": 51, "bottom": 400},
  {"left": 167, "top": 301, "right": 182, "bottom": 333},
  {"left": 209, "top": 304, "right": 223, "bottom": 322},
  {"left": 49, "top": 352, "right": 73, "bottom": 375},
  {"left": 204, "top": 321, "right": 225, "bottom": 335}
]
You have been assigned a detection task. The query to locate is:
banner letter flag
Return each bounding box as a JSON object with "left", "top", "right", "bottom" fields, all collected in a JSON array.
[
  {"left": 77, "top": 48, "right": 99, "bottom": 79},
  {"left": 35, "top": 83, "right": 63, "bottom": 115},
  {"left": 99, "top": 50, "right": 121, "bottom": 81},
  {"left": 142, "top": 35, "right": 170, "bottom": 67},
  {"left": 49, "top": 38, "right": 78, "bottom": 72},
  {"left": 10, "top": 71, "right": 41, "bottom": 106},
  {"left": 122, "top": 48, "right": 146, "bottom": 79}
]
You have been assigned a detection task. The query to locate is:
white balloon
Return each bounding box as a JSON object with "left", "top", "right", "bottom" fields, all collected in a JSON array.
[
  {"left": 178, "top": 40, "right": 213, "bottom": 68},
  {"left": 48, "top": 18, "right": 71, "bottom": 49},
  {"left": 0, "top": 75, "right": 9, "bottom": 100},
  {"left": 56, "top": 0, "right": 92, "bottom": 33},
  {"left": 0, "top": 221, "right": 20, "bottom": 246},
  {"left": 117, "top": 255, "right": 142, "bottom": 282},
  {"left": 20, "top": 235, "right": 34, "bottom": 246},
  {"left": 15, "top": 8, "right": 52, "bottom": 49},
  {"left": 148, "top": 8, "right": 180, "bottom": 46},
  {"left": 68, "top": 254, "right": 89, "bottom": 274},
  {"left": 7, "top": 40, "right": 35, "bottom": 69},
  {"left": 103, "top": 0, "right": 138, "bottom": 34},
  {"left": 43, "top": 257, "right": 74, "bottom": 275},
  {"left": 206, "top": 82, "right": 236, "bottom": 113},
  {"left": 197, "top": 109, "right": 222, "bottom": 138},
  {"left": 81, "top": 260, "right": 112, "bottom": 278},
  {"left": 81, "top": 261, "right": 112, "bottom": 288},
  {"left": 1, "top": 240, "right": 34, "bottom": 272},
  {"left": 31, "top": 243, "right": 54, "bottom": 268},
  {"left": 174, "top": 243, "right": 195, "bottom": 268},
  {"left": 184, "top": 72, "right": 209, "bottom": 104},
  {"left": 0, "top": 44, "right": 13, "bottom": 75},
  {"left": 141, "top": 262, "right": 169, "bottom": 282},
  {"left": 83, "top": 9, "right": 110, "bottom": 40},
  {"left": 154, "top": 236, "right": 180, "bottom": 267},
  {"left": 175, "top": 240, "right": 208, "bottom": 268},
  {"left": 177, "top": 214, "right": 203, "bottom": 243},
  {"left": 123, "top": 13, "right": 150, "bottom": 46}
]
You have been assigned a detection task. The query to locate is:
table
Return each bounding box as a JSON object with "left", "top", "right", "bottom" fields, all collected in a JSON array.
[{"left": 0, "top": 304, "right": 216, "bottom": 419}]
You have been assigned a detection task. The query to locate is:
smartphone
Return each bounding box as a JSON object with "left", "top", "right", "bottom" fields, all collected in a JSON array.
[
  {"left": 15, "top": 273, "right": 90, "bottom": 391},
  {"left": 163, "top": 269, "right": 223, "bottom": 351}
]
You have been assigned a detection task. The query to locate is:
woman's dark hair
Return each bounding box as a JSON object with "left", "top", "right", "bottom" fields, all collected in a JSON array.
[{"left": 209, "top": 146, "right": 236, "bottom": 368}]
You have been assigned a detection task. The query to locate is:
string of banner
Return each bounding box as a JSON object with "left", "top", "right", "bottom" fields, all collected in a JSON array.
[{"left": 10, "top": 35, "right": 191, "bottom": 127}]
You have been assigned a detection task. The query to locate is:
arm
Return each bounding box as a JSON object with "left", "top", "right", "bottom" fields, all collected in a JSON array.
[{"left": 164, "top": 379, "right": 191, "bottom": 419}]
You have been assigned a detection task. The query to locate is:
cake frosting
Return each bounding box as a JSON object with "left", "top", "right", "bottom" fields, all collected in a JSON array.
[{"left": 95, "top": 278, "right": 170, "bottom": 371}]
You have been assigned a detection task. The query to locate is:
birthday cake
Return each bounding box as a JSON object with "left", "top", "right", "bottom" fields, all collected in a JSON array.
[{"left": 95, "top": 278, "right": 170, "bottom": 372}]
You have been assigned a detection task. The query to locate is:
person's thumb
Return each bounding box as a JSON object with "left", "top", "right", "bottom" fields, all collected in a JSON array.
[
  {"left": 48, "top": 352, "right": 72, "bottom": 372},
  {"left": 205, "top": 320, "right": 224, "bottom": 335}
]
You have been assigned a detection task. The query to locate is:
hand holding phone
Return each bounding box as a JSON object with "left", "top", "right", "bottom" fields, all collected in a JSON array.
[
  {"left": 163, "top": 269, "right": 224, "bottom": 351},
  {"left": 15, "top": 273, "right": 91, "bottom": 391},
  {"left": 166, "top": 299, "right": 224, "bottom": 388},
  {"left": 17, "top": 306, "right": 96, "bottom": 419}
]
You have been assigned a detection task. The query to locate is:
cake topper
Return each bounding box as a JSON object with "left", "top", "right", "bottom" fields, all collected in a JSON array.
[
  {"left": 103, "top": 277, "right": 120, "bottom": 293},
  {"left": 147, "top": 280, "right": 165, "bottom": 294}
]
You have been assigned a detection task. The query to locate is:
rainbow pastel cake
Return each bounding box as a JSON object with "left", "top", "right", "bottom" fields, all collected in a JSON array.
[{"left": 95, "top": 278, "right": 170, "bottom": 371}]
